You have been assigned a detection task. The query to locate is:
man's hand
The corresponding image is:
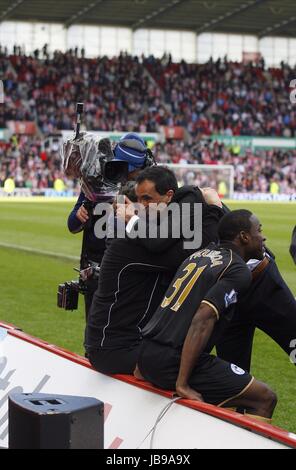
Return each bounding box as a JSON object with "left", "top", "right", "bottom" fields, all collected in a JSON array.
[
  {"left": 176, "top": 383, "right": 204, "bottom": 402},
  {"left": 76, "top": 205, "right": 89, "bottom": 224},
  {"left": 115, "top": 195, "right": 137, "bottom": 223},
  {"left": 117, "top": 204, "right": 137, "bottom": 223},
  {"left": 201, "top": 188, "right": 222, "bottom": 208},
  {"left": 134, "top": 365, "right": 145, "bottom": 380}
]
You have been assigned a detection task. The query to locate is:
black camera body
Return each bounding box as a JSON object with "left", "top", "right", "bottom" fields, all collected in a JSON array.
[
  {"left": 57, "top": 279, "right": 88, "bottom": 311},
  {"left": 57, "top": 281, "right": 80, "bottom": 311},
  {"left": 57, "top": 263, "right": 100, "bottom": 311},
  {"left": 80, "top": 138, "right": 129, "bottom": 201}
]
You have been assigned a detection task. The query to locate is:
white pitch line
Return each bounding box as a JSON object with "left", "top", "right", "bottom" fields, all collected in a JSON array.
[{"left": 0, "top": 242, "right": 79, "bottom": 262}]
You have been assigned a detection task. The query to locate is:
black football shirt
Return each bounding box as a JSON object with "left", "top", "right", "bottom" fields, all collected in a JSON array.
[{"left": 142, "top": 242, "right": 252, "bottom": 352}]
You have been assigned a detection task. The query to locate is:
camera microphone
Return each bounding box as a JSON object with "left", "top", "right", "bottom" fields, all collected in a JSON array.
[{"left": 75, "top": 102, "right": 84, "bottom": 140}]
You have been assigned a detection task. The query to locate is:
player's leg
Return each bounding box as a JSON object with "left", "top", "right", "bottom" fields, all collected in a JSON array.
[
  {"left": 189, "top": 355, "right": 277, "bottom": 420},
  {"left": 137, "top": 340, "right": 180, "bottom": 390},
  {"left": 88, "top": 346, "right": 139, "bottom": 375},
  {"left": 220, "top": 379, "right": 277, "bottom": 420}
]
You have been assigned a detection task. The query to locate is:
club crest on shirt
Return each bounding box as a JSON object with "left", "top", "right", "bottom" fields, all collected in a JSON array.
[
  {"left": 231, "top": 364, "right": 246, "bottom": 376},
  {"left": 224, "top": 289, "right": 238, "bottom": 308}
]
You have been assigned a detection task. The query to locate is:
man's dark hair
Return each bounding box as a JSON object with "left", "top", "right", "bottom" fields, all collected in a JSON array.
[
  {"left": 218, "top": 209, "right": 253, "bottom": 241},
  {"left": 136, "top": 166, "right": 178, "bottom": 195}
]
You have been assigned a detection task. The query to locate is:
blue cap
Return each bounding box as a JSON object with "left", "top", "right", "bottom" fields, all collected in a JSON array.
[{"left": 114, "top": 133, "right": 147, "bottom": 172}]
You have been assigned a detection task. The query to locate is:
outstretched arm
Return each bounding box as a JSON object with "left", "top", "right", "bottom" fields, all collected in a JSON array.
[
  {"left": 67, "top": 191, "right": 88, "bottom": 233},
  {"left": 176, "top": 303, "right": 218, "bottom": 401}
]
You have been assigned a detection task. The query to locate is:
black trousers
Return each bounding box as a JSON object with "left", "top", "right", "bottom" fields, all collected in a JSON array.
[
  {"left": 84, "top": 278, "right": 99, "bottom": 322},
  {"left": 216, "top": 259, "right": 296, "bottom": 372},
  {"left": 88, "top": 346, "right": 139, "bottom": 375}
]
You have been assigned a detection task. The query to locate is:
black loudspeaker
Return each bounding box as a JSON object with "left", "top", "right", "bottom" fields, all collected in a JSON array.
[{"left": 8, "top": 393, "right": 104, "bottom": 449}]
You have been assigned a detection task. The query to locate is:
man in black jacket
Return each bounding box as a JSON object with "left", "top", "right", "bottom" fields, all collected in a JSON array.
[
  {"left": 85, "top": 166, "right": 225, "bottom": 374},
  {"left": 216, "top": 253, "right": 296, "bottom": 372},
  {"left": 117, "top": 166, "right": 224, "bottom": 254},
  {"left": 213, "top": 213, "right": 296, "bottom": 372}
]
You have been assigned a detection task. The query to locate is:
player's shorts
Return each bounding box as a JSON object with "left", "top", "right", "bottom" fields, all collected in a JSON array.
[{"left": 138, "top": 340, "right": 254, "bottom": 407}]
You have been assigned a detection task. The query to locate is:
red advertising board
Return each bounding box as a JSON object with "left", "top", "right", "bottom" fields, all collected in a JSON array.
[{"left": 7, "top": 121, "right": 37, "bottom": 135}]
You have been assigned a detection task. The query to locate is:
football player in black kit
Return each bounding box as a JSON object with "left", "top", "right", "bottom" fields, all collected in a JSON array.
[{"left": 136, "top": 210, "right": 277, "bottom": 421}]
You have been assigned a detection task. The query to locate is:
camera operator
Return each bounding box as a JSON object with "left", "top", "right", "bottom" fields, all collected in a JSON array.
[{"left": 67, "top": 133, "right": 153, "bottom": 320}]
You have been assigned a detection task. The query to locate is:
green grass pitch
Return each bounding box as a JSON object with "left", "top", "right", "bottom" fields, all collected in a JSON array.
[{"left": 0, "top": 199, "right": 295, "bottom": 433}]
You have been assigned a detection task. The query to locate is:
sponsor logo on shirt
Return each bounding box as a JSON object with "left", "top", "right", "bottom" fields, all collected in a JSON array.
[{"left": 224, "top": 289, "right": 238, "bottom": 308}]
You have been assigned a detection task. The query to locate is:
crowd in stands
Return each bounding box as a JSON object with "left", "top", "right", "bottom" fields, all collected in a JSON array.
[
  {"left": 1, "top": 134, "right": 295, "bottom": 195},
  {"left": 2, "top": 47, "right": 296, "bottom": 137},
  {"left": 0, "top": 47, "right": 296, "bottom": 194},
  {"left": 1, "top": 48, "right": 163, "bottom": 134},
  {"left": 0, "top": 135, "right": 65, "bottom": 190},
  {"left": 145, "top": 55, "right": 296, "bottom": 138},
  {"left": 155, "top": 139, "right": 296, "bottom": 194}
]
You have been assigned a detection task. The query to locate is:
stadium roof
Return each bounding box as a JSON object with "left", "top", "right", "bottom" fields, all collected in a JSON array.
[{"left": 0, "top": 0, "right": 295, "bottom": 38}]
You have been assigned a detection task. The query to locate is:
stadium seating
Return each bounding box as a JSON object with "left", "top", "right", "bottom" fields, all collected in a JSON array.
[{"left": 0, "top": 49, "right": 295, "bottom": 194}]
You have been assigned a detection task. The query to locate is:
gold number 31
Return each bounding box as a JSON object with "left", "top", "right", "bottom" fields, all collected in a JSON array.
[{"left": 161, "top": 263, "right": 207, "bottom": 312}]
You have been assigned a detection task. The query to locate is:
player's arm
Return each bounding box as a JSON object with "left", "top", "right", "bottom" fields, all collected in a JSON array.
[
  {"left": 176, "top": 261, "right": 252, "bottom": 401},
  {"left": 68, "top": 191, "right": 88, "bottom": 233},
  {"left": 176, "top": 303, "right": 218, "bottom": 401}
]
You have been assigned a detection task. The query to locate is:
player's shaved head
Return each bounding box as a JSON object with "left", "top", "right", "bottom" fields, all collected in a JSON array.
[{"left": 218, "top": 210, "right": 253, "bottom": 241}]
